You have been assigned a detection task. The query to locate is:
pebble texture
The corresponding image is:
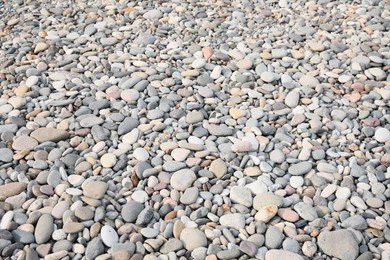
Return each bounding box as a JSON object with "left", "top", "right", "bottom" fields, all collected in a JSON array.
[{"left": 0, "top": 0, "right": 389, "bottom": 259}]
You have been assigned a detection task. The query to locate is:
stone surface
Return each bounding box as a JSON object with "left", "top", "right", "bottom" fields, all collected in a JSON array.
[{"left": 317, "top": 230, "right": 359, "bottom": 260}]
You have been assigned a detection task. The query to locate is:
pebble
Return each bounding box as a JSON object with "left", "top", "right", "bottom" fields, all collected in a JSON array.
[
  {"left": 293, "top": 202, "right": 318, "bottom": 221},
  {"left": 101, "top": 225, "right": 119, "bottom": 247},
  {"left": 230, "top": 186, "right": 252, "bottom": 207},
  {"left": 288, "top": 162, "right": 312, "bottom": 176},
  {"left": 220, "top": 213, "right": 246, "bottom": 230},
  {"left": 265, "top": 249, "right": 304, "bottom": 260},
  {"left": 180, "top": 228, "right": 207, "bottom": 251},
  {"left": 0, "top": 1, "right": 388, "bottom": 259},
  {"left": 30, "top": 128, "right": 69, "bottom": 143},
  {"left": 35, "top": 214, "right": 54, "bottom": 244},
  {"left": 317, "top": 230, "right": 359, "bottom": 260},
  {"left": 170, "top": 169, "right": 197, "bottom": 191},
  {"left": 209, "top": 159, "right": 227, "bottom": 178},
  {"left": 375, "top": 128, "right": 390, "bottom": 143},
  {"left": 253, "top": 193, "right": 284, "bottom": 210},
  {"left": 265, "top": 226, "right": 284, "bottom": 249}
]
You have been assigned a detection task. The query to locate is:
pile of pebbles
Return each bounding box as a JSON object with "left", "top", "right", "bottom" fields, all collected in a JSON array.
[{"left": 0, "top": 0, "right": 389, "bottom": 259}]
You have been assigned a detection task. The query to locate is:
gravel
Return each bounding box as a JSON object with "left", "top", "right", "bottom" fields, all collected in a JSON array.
[{"left": 0, "top": 0, "right": 389, "bottom": 259}]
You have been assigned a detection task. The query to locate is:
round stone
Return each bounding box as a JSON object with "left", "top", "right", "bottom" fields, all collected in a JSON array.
[
  {"left": 170, "top": 169, "right": 197, "bottom": 191},
  {"left": 101, "top": 153, "right": 117, "bottom": 168}
]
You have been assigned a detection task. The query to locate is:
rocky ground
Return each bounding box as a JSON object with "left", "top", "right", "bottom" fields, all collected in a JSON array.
[{"left": 0, "top": 0, "right": 389, "bottom": 259}]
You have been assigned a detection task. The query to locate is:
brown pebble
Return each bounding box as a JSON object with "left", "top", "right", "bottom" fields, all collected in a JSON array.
[
  {"left": 0, "top": 182, "right": 28, "bottom": 198},
  {"left": 112, "top": 249, "right": 131, "bottom": 260}
]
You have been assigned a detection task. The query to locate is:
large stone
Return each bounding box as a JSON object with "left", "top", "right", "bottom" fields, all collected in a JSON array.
[
  {"left": 30, "top": 128, "right": 69, "bottom": 143},
  {"left": 317, "top": 230, "right": 359, "bottom": 260},
  {"left": 0, "top": 182, "right": 27, "bottom": 198},
  {"left": 170, "top": 169, "right": 197, "bottom": 191},
  {"left": 35, "top": 214, "right": 54, "bottom": 244},
  {"left": 265, "top": 249, "right": 304, "bottom": 260},
  {"left": 180, "top": 228, "right": 207, "bottom": 251},
  {"left": 83, "top": 181, "right": 108, "bottom": 199}
]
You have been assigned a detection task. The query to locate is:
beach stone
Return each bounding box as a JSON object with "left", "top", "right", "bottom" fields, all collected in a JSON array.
[
  {"left": 101, "top": 153, "right": 117, "bottom": 168},
  {"left": 341, "top": 215, "right": 367, "bottom": 230},
  {"left": 293, "top": 202, "right": 318, "bottom": 221},
  {"left": 34, "top": 42, "right": 49, "bottom": 53},
  {"left": 265, "top": 226, "right": 284, "bottom": 249},
  {"left": 101, "top": 225, "right": 119, "bottom": 247},
  {"left": 261, "top": 71, "right": 275, "bottom": 83},
  {"left": 170, "top": 169, "right": 197, "bottom": 191},
  {"left": 63, "top": 222, "right": 84, "bottom": 233},
  {"left": 85, "top": 237, "right": 104, "bottom": 260},
  {"left": 230, "top": 186, "right": 252, "bottom": 207},
  {"left": 265, "top": 250, "right": 304, "bottom": 260},
  {"left": 0, "top": 148, "right": 13, "bottom": 162},
  {"left": 240, "top": 241, "right": 258, "bottom": 257},
  {"left": 278, "top": 208, "right": 300, "bottom": 222},
  {"left": 171, "top": 148, "right": 191, "bottom": 162},
  {"left": 186, "top": 111, "right": 204, "bottom": 124},
  {"left": 121, "top": 202, "right": 144, "bottom": 223},
  {"left": 375, "top": 128, "right": 390, "bottom": 143},
  {"left": 35, "top": 214, "right": 54, "bottom": 244},
  {"left": 180, "top": 228, "right": 207, "bottom": 251},
  {"left": 288, "top": 162, "right": 312, "bottom": 176},
  {"left": 299, "top": 75, "right": 319, "bottom": 88},
  {"left": 317, "top": 230, "right": 359, "bottom": 260},
  {"left": 255, "top": 205, "right": 278, "bottom": 222},
  {"left": 253, "top": 193, "right": 284, "bottom": 210},
  {"left": 30, "top": 128, "right": 69, "bottom": 143},
  {"left": 83, "top": 181, "right": 108, "bottom": 199},
  {"left": 12, "top": 135, "right": 38, "bottom": 150},
  {"left": 285, "top": 91, "right": 300, "bottom": 108},
  {"left": 209, "top": 158, "right": 227, "bottom": 178},
  {"left": 0, "top": 182, "right": 27, "bottom": 198},
  {"left": 208, "top": 124, "right": 233, "bottom": 136},
  {"left": 160, "top": 238, "right": 183, "bottom": 254},
  {"left": 219, "top": 213, "right": 245, "bottom": 230},
  {"left": 180, "top": 187, "right": 199, "bottom": 205}
]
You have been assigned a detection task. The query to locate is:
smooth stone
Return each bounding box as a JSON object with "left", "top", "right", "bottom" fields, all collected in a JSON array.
[
  {"left": 35, "top": 214, "right": 54, "bottom": 244},
  {"left": 230, "top": 186, "right": 252, "bottom": 207},
  {"left": 261, "top": 71, "right": 275, "bottom": 83},
  {"left": 293, "top": 202, "right": 318, "bottom": 221},
  {"left": 63, "top": 222, "right": 84, "bottom": 233},
  {"left": 186, "top": 111, "right": 204, "bottom": 124},
  {"left": 0, "top": 148, "right": 13, "bottom": 162},
  {"left": 180, "top": 187, "right": 199, "bottom": 205},
  {"left": 180, "top": 228, "right": 207, "bottom": 251},
  {"left": 30, "top": 128, "right": 69, "bottom": 143},
  {"left": 317, "top": 230, "right": 359, "bottom": 260},
  {"left": 83, "top": 181, "right": 108, "bottom": 199},
  {"left": 285, "top": 91, "right": 300, "bottom": 108},
  {"left": 0, "top": 182, "right": 28, "bottom": 198},
  {"left": 171, "top": 148, "right": 191, "bottom": 162},
  {"left": 209, "top": 158, "right": 227, "bottom": 178},
  {"left": 85, "top": 237, "right": 104, "bottom": 260},
  {"left": 101, "top": 153, "right": 117, "bottom": 168},
  {"left": 277, "top": 208, "right": 300, "bottom": 222},
  {"left": 288, "top": 162, "right": 312, "bottom": 176},
  {"left": 299, "top": 75, "right": 319, "bottom": 88},
  {"left": 374, "top": 128, "right": 390, "bottom": 143},
  {"left": 219, "top": 213, "right": 245, "bottom": 230},
  {"left": 121, "top": 201, "right": 144, "bottom": 223},
  {"left": 208, "top": 124, "right": 233, "bottom": 136},
  {"left": 133, "top": 147, "right": 149, "bottom": 161},
  {"left": 170, "top": 169, "right": 197, "bottom": 191},
  {"left": 255, "top": 205, "right": 278, "bottom": 223},
  {"left": 265, "top": 249, "right": 304, "bottom": 260},
  {"left": 101, "top": 225, "right": 119, "bottom": 247},
  {"left": 341, "top": 215, "right": 367, "bottom": 230},
  {"left": 265, "top": 226, "right": 284, "bottom": 249},
  {"left": 253, "top": 193, "right": 284, "bottom": 210}
]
